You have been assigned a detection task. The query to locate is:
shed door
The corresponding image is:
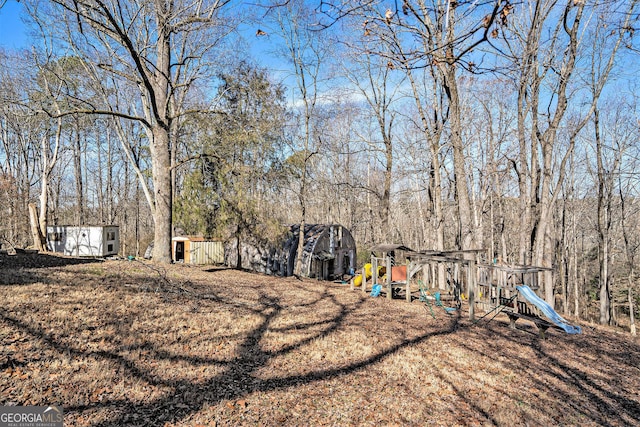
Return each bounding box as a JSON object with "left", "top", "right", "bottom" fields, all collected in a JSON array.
[{"left": 175, "top": 241, "right": 185, "bottom": 262}]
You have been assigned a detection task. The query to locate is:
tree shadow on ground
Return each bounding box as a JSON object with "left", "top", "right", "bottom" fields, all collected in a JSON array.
[
  {"left": 0, "top": 253, "right": 103, "bottom": 285},
  {"left": 0, "top": 253, "right": 102, "bottom": 270},
  {"left": 0, "top": 278, "right": 460, "bottom": 426},
  {"left": 455, "top": 318, "right": 640, "bottom": 425},
  {"left": 2, "top": 266, "right": 638, "bottom": 426}
]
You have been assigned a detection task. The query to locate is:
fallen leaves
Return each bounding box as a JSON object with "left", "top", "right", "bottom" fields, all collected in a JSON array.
[
  {"left": 0, "top": 256, "right": 639, "bottom": 426},
  {"left": 225, "top": 399, "right": 247, "bottom": 409}
]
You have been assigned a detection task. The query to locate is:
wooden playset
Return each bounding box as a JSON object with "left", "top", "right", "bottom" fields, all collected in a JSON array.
[{"left": 349, "top": 244, "right": 582, "bottom": 336}]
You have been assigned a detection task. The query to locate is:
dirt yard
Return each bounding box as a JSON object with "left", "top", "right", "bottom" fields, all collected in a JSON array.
[{"left": 1, "top": 253, "right": 639, "bottom": 426}]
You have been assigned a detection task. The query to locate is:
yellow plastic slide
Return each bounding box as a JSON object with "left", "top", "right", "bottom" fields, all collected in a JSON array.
[{"left": 353, "top": 263, "right": 386, "bottom": 287}]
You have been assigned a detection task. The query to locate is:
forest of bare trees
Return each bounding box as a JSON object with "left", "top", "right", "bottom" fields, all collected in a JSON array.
[{"left": 1, "top": 0, "right": 639, "bottom": 332}]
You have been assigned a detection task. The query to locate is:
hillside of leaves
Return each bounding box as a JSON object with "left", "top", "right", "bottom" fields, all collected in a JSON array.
[{"left": 1, "top": 253, "right": 639, "bottom": 426}]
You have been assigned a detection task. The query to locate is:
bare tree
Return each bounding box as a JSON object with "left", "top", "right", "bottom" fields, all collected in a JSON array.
[
  {"left": 340, "top": 47, "right": 402, "bottom": 243},
  {"left": 24, "top": 0, "right": 234, "bottom": 263},
  {"left": 466, "top": 78, "right": 516, "bottom": 263},
  {"left": 266, "top": 1, "right": 329, "bottom": 275},
  {"left": 0, "top": 50, "right": 42, "bottom": 248},
  {"left": 330, "top": 0, "right": 510, "bottom": 251},
  {"left": 503, "top": 0, "right": 637, "bottom": 306},
  {"left": 619, "top": 171, "right": 640, "bottom": 336}
]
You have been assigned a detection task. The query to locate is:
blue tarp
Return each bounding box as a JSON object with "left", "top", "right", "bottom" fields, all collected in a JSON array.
[{"left": 516, "top": 285, "right": 582, "bottom": 334}]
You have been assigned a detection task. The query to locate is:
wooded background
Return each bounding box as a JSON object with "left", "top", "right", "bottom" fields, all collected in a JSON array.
[{"left": 0, "top": 0, "right": 639, "bottom": 331}]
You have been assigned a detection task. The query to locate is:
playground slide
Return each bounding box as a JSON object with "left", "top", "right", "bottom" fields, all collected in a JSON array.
[
  {"left": 516, "top": 285, "right": 582, "bottom": 334},
  {"left": 353, "top": 263, "right": 386, "bottom": 287},
  {"left": 353, "top": 263, "right": 372, "bottom": 287}
]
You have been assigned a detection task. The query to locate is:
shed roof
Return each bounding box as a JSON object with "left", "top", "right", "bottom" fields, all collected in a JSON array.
[{"left": 172, "top": 236, "right": 212, "bottom": 242}]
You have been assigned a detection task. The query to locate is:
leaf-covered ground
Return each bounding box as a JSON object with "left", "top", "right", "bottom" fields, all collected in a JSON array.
[{"left": 1, "top": 253, "right": 639, "bottom": 426}]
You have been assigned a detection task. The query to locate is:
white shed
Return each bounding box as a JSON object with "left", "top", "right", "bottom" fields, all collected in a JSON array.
[{"left": 46, "top": 225, "right": 119, "bottom": 257}]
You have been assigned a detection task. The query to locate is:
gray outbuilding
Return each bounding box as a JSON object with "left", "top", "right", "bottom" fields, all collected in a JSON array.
[{"left": 225, "top": 224, "right": 356, "bottom": 280}]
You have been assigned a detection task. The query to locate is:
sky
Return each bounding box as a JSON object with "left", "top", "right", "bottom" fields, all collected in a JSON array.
[
  {"left": 0, "top": 1, "right": 28, "bottom": 49},
  {"left": 0, "top": 2, "right": 281, "bottom": 60},
  {"left": 0, "top": 1, "right": 349, "bottom": 109},
  {"left": 0, "top": 1, "right": 291, "bottom": 85}
]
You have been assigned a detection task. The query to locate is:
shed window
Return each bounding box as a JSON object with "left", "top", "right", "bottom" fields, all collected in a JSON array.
[
  {"left": 106, "top": 231, "right": 116, "bottom": 241},
  {"left": 107, "top": 244, "right": 114, "bottom": 252}
]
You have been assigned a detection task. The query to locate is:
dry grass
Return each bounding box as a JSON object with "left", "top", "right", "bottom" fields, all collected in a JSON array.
[{"left": 1, "top": 253, "right": 639, "bottom": 426}]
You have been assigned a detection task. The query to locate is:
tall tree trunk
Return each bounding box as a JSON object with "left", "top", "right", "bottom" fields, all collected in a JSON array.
[
  {"left": 122, "top": 148, "right": 129, "bottom": 256},
  {"left": 150, "top": 124, "right": 173, "bottom": 264},
  {"left": 442, "top": 62, "right": 474, "bottom": 250},
  {"left": 413, "top": 173, "right": 428, "bottom": 249},
  {"left": 367, "top": 161, "right": 375, "bottom": 245},
  {"left": 513, "top": 0, "right": 544, "bottom": 266},
  {"left": 404, "top": 67, "right": 444, "bottom": 252},
  {"left": 629, "top": 285, "right": 636, "bottom": 337},
  {"left": 436, "top": 0, "right": 473, "bottom": 249},
  {"left": 37, "top": 119, "right": 61, "bottom": 250},
  {"left": 560, "top": 198, "right": 569, "bottom": 316},
  {"left": 38, "top": 163, "right": 49, "bottom": 244},
  {"left": 620, "top": 167, "right": 637, "bottom": 335},
  {"left": 135, "top": 179, "right": 140, "bottom": 257},
  {"left": 381, "top": 134, "right": 392, "bottom": 240},
  {"left": 570, "top": 150, "right": 580, "bottom": 319},
  {"left": 235, "top": 234, "right": 242, "bottom": 269},
  {"left": 149, "top": 6, "right": 173, "bottom": 264},
  {"left": 531, "top": 3, "right": 584, "bottom": 307},
  {"left": 431, "top": 150, "right": 445, "bottom": 252},
  {"left": 97, "top": 124, "right": 105, "bottom": 223},
  {"left": 573, "top": 225, "right": 580, "bottom": 318},
  {"left": 29, "top": 203, "right": 46, "bottom": 251},
  {"left": 295, "top": 218, "right": 306, "bottom": 276},
  {"left": 106, "top": 128, "right": 114, "bottom": 224},
  {"left": 294, "top": 101, "right": 311, "bottom": 277},
  {"left": 595, "top": 108, "right": 612, "bottom": 325},
  {"left": 294, "top": 155, "right": 308, "bottom": 276},
  {"left": 74, "top": 119, "right": 85, "bottom": 224}
]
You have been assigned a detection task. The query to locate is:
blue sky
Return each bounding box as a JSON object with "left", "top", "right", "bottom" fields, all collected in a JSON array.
[
  {"left": 0, "top": 1, "right": 28, "bottom": 48},
  {"left": 0, "top": 2, "right": 281, "bottom": 59},
  {"left": 0, "top": 1, "right": 326, "bottom": 107},
  {"left": 0, "top": 2, "right": 287, "bottom": 78}
]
